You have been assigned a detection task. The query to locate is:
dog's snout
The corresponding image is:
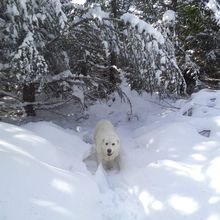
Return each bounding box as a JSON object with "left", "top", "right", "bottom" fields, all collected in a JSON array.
[{"left": 107, "top": 148, "right": 112, "bottom": 153}]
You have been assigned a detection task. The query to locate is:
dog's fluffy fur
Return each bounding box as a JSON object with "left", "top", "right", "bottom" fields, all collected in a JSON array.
[{"left": 94, "top": 119, "right": 120, "bottom": 169}]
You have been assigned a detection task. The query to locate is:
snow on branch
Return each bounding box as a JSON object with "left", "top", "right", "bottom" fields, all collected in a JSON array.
[
  {"left": 120, "top": 13, "right": 165, "bottom": 44},
  {"left": 47, "top": 70, "right": 103, "bottom": 83},
  {"left": 162, "top": 10, "right": 176, "bottom": 26},
  {"left": 207, "top": 0, "right": 220, "bottom": 24},
  {"left": 85, "top": 4, "right": 109, "bottom": 20},
  {"left": 0, "top": 90, "right": 22, "bottom": 102}
]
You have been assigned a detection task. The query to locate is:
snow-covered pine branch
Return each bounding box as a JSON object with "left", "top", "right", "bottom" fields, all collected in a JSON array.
[
  {"left": 119, "top": 12, "right": 185, "bottom": 97},
  {"left": 207, "top": 0, "right": 220, "bottom": 24}
]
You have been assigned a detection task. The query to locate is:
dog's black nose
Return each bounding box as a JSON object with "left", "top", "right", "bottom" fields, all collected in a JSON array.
[{"left": 107, "top": 148, "right": 112, "bottom": 153}]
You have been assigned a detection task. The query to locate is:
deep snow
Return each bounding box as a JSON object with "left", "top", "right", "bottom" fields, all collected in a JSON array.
[{"left": 1, "top": 89, "right": 220, "bottom": 220}]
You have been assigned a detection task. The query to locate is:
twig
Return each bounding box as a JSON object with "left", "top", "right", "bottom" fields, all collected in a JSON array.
[
  {"left": 145, "top": 98, "right": 180, "bottom": 110},
  {"left": 0, "top": 90, "right": 22, "bottom": 102}
]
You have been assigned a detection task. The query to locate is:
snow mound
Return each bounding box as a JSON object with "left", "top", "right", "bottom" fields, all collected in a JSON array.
[
  {"left": 23, "top": 121, "right": 90, "bottom": 166},
  {"left": 2, "top": 89, "right": 220, "bottom": 220},
  {"left": 122, "top": 120, "right": 220, "bottom": 219},
  {"left": 0, "top": 122, "right": 101, "bottom": 220}
]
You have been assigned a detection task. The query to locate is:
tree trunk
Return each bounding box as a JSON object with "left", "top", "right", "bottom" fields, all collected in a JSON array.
[
  {"left": 23, "top": 84, "right": 36, "bottom": 116},
  {"left": 171, "top": 0, "right": 177, "bottom": 11},
  {"left": 111, "top": 0, "right": 118, "bottom": 18}
]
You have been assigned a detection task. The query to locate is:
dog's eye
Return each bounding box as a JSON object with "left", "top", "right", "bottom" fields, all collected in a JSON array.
[
  {"left": 105, "top": 142, "right": 109, "bottom": 145},
  {"left": 112, "top": 143, "right": 115, "bottom": 146}
]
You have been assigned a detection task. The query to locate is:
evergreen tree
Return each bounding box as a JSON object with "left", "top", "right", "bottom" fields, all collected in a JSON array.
[
  {"left": 0, "top": 0, "right": 67, "bottom": 118},
  {"left": 176, "top": 0, "right": 220, "bottom": 93},
  {"left": 5, "top": 0, "right": 220, "bottom": 121}
]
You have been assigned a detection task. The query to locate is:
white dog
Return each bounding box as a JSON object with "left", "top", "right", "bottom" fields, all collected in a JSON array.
[{"left": 94, "top": 119, "right": 120, "bottom": 170}]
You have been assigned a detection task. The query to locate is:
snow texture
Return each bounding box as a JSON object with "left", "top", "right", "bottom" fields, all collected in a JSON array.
[
  {"left": 86, "top": 4, "right": 109, "bottom": 20},
  {"left": 1, "top": 89, "right": 220, "bottom": 220},
  {"left": 207, "top": 0, "right": 220, "bottom": 24},
  {"left": 163, "top": 10, "right": 176, "bottom": 25},
  {"left": 70, "top": 0, "right": 86, "bottom": 5},
  {"left": 120, "top": 13, "right": 165, "bottom": 44}
]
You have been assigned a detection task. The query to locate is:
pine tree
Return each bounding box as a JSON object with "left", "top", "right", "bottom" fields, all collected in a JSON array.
[
  {"left": 0, "top": 0, "right": 67, "bottom": 118},
  {"left": 176, "top": 0, "right": 220, "bottom": 93}
]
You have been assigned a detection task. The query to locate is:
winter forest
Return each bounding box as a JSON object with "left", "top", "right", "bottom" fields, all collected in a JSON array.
[
  {"left": 2, "top": 1, "right": 220, "bottom": 220},
  {"left": 0, "top": 0, "right": 220, "bottom": 121}
]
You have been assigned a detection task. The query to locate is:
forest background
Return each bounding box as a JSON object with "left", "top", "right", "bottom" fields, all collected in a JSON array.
[{"left": 1, "top": 0, "right": 220, "bottom": 121}]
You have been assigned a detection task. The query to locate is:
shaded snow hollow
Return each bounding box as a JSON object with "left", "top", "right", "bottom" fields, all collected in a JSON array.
[{"left": 1, "top": 89, "right": 220, "bottom": 220}]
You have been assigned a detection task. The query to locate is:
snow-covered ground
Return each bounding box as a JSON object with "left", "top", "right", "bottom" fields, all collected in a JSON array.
[{"left": 1, "top": 89, "right": 220, "bottom": 220}]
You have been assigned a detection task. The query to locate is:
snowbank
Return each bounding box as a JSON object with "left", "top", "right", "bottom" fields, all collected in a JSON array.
[
  {"left": 1, "top": 89, "right": 220, "bottom": 220},
  {"left": 120, "top": 89, "right": 220, "bottom": 219},
  {"left": 0, "top": 122, "right": 101, "bottom": 220}
]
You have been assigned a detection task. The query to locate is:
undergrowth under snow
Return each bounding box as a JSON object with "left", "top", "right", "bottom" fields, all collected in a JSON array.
[{"left": 1, "top": 89, "right": 220, "bottom": 220}]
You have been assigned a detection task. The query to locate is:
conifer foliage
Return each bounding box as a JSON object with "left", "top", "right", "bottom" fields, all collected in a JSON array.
[
  {"left": 0, "top": 0, "right": 67, "bottom": 118},
  {"left": 1, "top": 0, "right": 219, "bottom": 121}
]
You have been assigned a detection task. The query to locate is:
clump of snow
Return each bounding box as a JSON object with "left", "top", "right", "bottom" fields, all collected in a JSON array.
[
  {"left": 53, "top": 0, "right": 68, "bottom": 29},
  {"left": 86, "top": 4, "right": 109, "bottom": 20},
  {"left": 121, "top": 13, "right": 140, "bottom": 26},
  {"left": 207, "top": 0, "right": 220, "bottom": 24},
  {"left": 163, "top": 10, "right": 176, "bottom": 25},
  {"left": 120, "top": 13, "right": 165, "bottom": 44},
  {"left": 7, "top": 3, "right": 19, "bottom": 17},
  {"left": 164, "top": 0, "right": 173, "bottom": 5},
  {"left": 70, "top": 0, "right": 86, "bottom": 5},
  {"left": 72, "top": 85, "right": 84, "bottom": 104},
  {"left": 14, "top": 31, "right": 34, "bottom": 59}
]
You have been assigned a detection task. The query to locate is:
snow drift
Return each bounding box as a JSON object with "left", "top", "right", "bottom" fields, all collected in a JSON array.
[
  {"left": 1, "top": 89, "right": 220, "bottom": 220},
  {"left": 0, "top": 122, "right": 101, "bottom": 220}
]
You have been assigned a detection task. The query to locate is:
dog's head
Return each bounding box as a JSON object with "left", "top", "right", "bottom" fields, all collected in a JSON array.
[{"left": 101, "top": 136, "right": 120, "bottom": 160}]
